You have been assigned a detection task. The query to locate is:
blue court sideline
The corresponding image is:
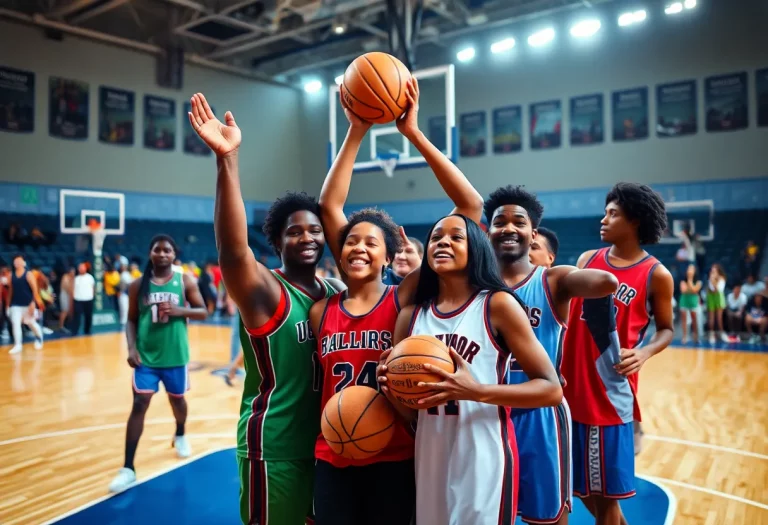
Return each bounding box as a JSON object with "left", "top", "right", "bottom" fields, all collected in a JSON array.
[{"left": 43, "top": 448, "right": 675, "bottom": 525}]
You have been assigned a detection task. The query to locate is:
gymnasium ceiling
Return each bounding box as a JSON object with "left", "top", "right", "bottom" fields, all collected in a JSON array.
[{"left": 0, "top": 0, "right": 617, "bottom": 85}]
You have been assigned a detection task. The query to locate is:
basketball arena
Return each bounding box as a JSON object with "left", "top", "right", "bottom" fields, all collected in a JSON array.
[{"left": 1, "top": 0, "right": 766, "bottom": 524}]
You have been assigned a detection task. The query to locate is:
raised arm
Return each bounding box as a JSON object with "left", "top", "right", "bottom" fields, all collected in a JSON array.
[
  {"left": 189, "top": 93, "right": 282, "bottom": 330},
  {"left": 318, "top": 96, "right": 372, "bottom": 268},
  {"left": 396, "top": 78, "right": 483, "bottom": 223}
]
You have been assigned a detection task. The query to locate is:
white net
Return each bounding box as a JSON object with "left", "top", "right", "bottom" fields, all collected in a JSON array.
[
  {"left": 91, "top": 228, "right": 107, "bottom": 257},
  {"left": 376, "top": 152, "right": 400, "bottom": 178}
]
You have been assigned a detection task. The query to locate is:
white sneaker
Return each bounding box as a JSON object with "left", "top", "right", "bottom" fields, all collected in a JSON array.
[
  {"left": 108, "top": 467, "right": 136, "bottom": 493},
  {"left": 174, "top": 435, "right": 191, "bottom": 458},
  {"left": 42, "top": 327, "right": 54, "bottom": 335},
  {"left": 34, "top": 339, "right": 43, "bottom": 350},
  {"left": 9, "top": 345, "right": 21, "bottom": 355}
]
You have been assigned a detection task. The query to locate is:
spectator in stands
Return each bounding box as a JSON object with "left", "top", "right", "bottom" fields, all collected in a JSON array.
[
  {"left": 529, "top": 226, "right": 559, "bottom": 268},
  {"left": 58, "top": 267, "right": 74, "bottom": 333},
  {"left": 741, "top": 240, "right": 760, "bottom": 279},
  {"left": 742, "top": 274, "right": 766, "bottom": 299},
  {"left": 6, "top": 223, "right": 28, "bottom": 247},
  {"left": 118, "top": 264, "right": 134, "bottom": 329},
  {"left": 745, "top": 292, "right": 767, "bottom": 344},
  {"left": 129, "top": 262, "right": 142, "bottom": 280},
  {"left": 198, "top": 262, "right": 217, "bottom": 314},
  {"left": 0, "top": 263, "right": 9, "bottom": 342},
  {"left": 679, "top": 264, "right": 702, "bottom": 345},
  {"left": 29, "top": 227, "right": 47, "bottom": 247},
  {"left": 693, "top": 233, "right": 707, "bottom": 276},
  {"left": 72, "top": 263, "right": 96, "bottom": 335},
  {"left": 32, "top": 267, "right": 55, "bottom": 333},
  {"left": 725, "top": 284, "right": 747, "bottom": 342},
  {"left": 706, "top": 264, "right": 728, "bottom": 344},
  {"left": 104, "top": 264, "right": 121, "bottom": 311}
]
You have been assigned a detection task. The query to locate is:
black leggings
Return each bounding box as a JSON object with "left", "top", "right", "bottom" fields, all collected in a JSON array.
[
  {"left": 313, "top": 459, "right": 415, "bottom": 525},
  {"left": 73, "top": 299, "right": 94, "bottom": 334}
]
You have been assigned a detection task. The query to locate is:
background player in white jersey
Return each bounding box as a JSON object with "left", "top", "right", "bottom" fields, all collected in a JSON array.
[
  {"left": 378, "top": 214, "right": 562, "bottom": 525},
  {"left": 484, "top": 186, "right": 618, "bottom": 524}
]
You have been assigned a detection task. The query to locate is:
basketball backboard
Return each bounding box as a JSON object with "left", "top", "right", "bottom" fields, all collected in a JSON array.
[
  {"left": 59, "top": 189, "right": 125, "bottom": 235},
  {"left": 659, "top": 199, "right": 714, "bottom": 244},
  {"left": 328, "top": 63, "right": 456, "bottom": 174}
]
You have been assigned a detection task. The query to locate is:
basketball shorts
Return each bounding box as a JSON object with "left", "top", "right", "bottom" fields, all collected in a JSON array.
[
  {"left": 512, "top": 401, "right": 572, "bottom": 524},
  {"left": 132, "top": 365, "right": 189, "bottom": 397},
  {"left": 313, "top": 459, "right": 415, "bottom": 525},
  {"left": 572, "top": 421, "right": 635, "bottom": 499},
  {"left": 237, "top": 457, "right": 314, "bottom": 525}
]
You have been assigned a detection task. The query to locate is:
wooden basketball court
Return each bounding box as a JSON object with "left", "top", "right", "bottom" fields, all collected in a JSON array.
[{"left": 1, "top": 325, "right": 766, "bottom": 524}]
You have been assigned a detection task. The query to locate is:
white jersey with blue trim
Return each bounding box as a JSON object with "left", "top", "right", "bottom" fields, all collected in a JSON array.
[{"left": 506, "top": 266, "right": 565, "bottom": 387}]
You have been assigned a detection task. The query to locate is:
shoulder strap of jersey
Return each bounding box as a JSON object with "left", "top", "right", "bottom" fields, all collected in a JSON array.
[{"left": 583, "top": 247, "right": 607, "bottom": 269}]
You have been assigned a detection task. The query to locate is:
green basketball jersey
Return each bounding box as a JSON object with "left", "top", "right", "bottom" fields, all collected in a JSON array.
[
  {"left": 136, "top": 270, "right": 190, "bottom": 368},
  {"left": 237, "top": 270, "right": 336, "bottom": 460}
]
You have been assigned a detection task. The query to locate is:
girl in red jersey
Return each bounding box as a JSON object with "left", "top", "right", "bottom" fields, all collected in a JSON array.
[{"left": 307, "top": 78, "right": 484, "bottom": 525}]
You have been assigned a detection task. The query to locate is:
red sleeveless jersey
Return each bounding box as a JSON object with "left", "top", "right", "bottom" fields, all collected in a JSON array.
[
  {"left": 561, "top": 248, "right": 660, "bottom": 426},
  {"left": 315, "top": 286, "right": 414, "bottom": 468}
]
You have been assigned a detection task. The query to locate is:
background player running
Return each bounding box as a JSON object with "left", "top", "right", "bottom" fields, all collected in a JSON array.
[
  {"left": 560, "top": 182, "right": 674, "bottom": 525},
  {"left": 109, "top": 234, "right": 208, "bottom": 493},
  {"left": 189, "top": 93, "right": 343, "bottom": 525},
  {"left": 484, "top": 185, "right": 618, "bottom": 525}
]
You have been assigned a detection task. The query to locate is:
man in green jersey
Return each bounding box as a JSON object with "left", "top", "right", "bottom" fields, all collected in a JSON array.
[
  {"left": 109, "top": 234, "right": 209, "bottom": 493},
  {"left": 188, "top": 92, "right": 344, "bottom": 525}
]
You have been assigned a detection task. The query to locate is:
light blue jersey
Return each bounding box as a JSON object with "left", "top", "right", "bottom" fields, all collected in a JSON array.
[
  {"left": 507, "top": 265, "right": 565, "bottom": 387},
  {"left": 506, "top": 265, "right": 572, "bottom": 523}
]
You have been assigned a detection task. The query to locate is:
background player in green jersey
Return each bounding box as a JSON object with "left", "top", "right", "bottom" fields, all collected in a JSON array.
[
  {"left": 109, "top": 234, "right": 208, "bottom": 493},
  {"left": 188, "top": 92, "right": 344, "bottom": 525}
]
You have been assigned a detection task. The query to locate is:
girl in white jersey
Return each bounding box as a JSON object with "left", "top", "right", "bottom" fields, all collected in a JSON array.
[{"left": 378, "top": 214, "right": 562, "bottom": 525}]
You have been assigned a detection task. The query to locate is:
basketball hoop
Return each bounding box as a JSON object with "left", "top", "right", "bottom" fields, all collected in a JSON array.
[
  {"left": 376, "top": 151, "right": 400, "bottom": 178},
  {"left": 89, "top": 222, "right": 107, "bottom": 257}
]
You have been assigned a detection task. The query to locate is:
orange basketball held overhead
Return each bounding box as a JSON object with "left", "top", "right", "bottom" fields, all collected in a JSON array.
[
  {"left": 341, "top": 52, "right": 412, "bottom": 124},
  {"left": 385, "top": 335, "right": 455, "bottom": 409},
  {"left": 320, "top": 386, "right": 397, "bottom": 461}
]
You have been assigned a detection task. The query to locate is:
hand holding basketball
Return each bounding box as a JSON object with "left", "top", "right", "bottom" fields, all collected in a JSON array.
[
  {"left": 417, "top": 347, "right": 481, "bottom": 406},
  {"left": 188, "top": 93, "right": 241, "bottom": 157},
  {"left": 376, "top": 348, "right": 393, "bottom": 394},
  {"left": 396, "top": 78, "right": 420, "bottom": 140},
  {"left": 339, "top": 89, "right": 372, "bottom": 132}
]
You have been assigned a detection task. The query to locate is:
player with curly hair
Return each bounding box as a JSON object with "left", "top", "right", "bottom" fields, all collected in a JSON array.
[
  {"left": 560, "top": 182, "right": 674, "bottom": 525},
  {"left": 188, "top": 93, "right": 344, "bottom": 525},
  {"left": 308, "top": 77, "right": 483, "bottom": 525}
]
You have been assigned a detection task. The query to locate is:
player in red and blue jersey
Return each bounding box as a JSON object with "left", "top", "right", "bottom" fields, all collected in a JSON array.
[{"left": 560, "top": 183, "right": 674, "bottom": 525}]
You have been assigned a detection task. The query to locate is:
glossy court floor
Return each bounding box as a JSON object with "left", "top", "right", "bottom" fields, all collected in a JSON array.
[{"left": 1, "top": 321, "right": 766, "bottom": 525}]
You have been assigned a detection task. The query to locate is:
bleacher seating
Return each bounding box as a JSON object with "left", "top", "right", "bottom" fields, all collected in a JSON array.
[{"left": 1, "top": 210, "right": 765, "bottom": 282}]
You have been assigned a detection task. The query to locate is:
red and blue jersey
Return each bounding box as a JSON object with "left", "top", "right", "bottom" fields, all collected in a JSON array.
[
  {"left": 315, "top": 286, "right": 414, "bottom": 468},
  {"left": 561, "top": 248, "right": 660, "bottom": 426}
]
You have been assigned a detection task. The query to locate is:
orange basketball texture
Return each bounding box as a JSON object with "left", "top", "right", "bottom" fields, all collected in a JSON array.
[
  {"left": 321, "top": 386, "right": 397, "bottom": 460},
  {"left": 385, "top": 335, "right": 455, "bottom": 409},
  {"left": 342, "top": 52, "right": 412, "bottom": 124}
]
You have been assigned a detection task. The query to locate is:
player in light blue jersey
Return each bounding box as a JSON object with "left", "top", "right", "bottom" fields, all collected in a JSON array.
[{"left": 484, "top": 185, "right": 619, "bottom": 525}]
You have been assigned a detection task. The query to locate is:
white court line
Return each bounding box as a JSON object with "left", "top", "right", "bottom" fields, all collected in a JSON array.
[
  {"left": 641, "top": 475, "right": 768, "bottom": 511},
  {"left": 636, "top": 474, "right": 677, "bottom": 525},
  {"left": 39, "top": 446, "right": 235, "bottom": 525},
  {"left": 645, "top": 434, "right": 768, "bottom": 461},
  {"left": 0, "top": 415, "right": 238, "bottom": 447},
  {"left": 150, "top": 433, "right": 234, "bottom": 441}
]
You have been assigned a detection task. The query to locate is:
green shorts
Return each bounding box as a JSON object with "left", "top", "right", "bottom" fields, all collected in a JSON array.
[
  {"left": 706, "top": 292, "right": 726, "bottom": 311},
  {"left": 679, "top": 293, "right": 699, "bottom": 310},
  {"left": 237, "top": 457, "right": 314, "bottom": 525}
]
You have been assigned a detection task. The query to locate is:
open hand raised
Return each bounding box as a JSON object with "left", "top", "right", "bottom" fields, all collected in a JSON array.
[{"left": 188, "top": 92, "right": 241, "bottom": 157}]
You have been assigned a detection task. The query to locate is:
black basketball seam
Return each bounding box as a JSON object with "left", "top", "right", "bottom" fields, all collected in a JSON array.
[
  {"left": 323, "top": 409, "right": 345, "bottom": 455},
  {"left": 386, "top": 385, "right": 441, "bottom": 396},
  {"left": 349, "top": 419, "right": 396, "bottom": 454},
  {"left": 323, "top": 419, "right": 396, "bottom": 445},
  {"left": 387, "top": 354, "right": 453, "bottom": 365},
  {"left": 342, "top": 81, "right": 385, "bottom": 119},
  {"left": 349, "top": 390, "right": 381, "bottom": 438},
  {"left": 362, "top": 55, "right": 402, "bottom": 115},
  {"left": 354, "top": 60, "right": 397, "bottom": 120},
  {"left": 384, "top": 53, "right": 407, "bottom": 110},
  {"left": 407, "top": 335, "right": 452, "bottom": 354},
  {"left": 336, "top": 389, "right": 353, "bottom": 444}
]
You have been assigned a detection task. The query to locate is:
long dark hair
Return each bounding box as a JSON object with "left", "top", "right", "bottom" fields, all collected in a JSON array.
[
  {"left": 138, "top": 234, "right": 179, "bottom": 300},
  {"left": 414, "top": 214, "right": 509, "bottom": 306}
]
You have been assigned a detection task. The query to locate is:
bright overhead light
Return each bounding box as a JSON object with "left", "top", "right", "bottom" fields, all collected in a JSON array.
[
  {"left": 333, "top": 23, "right": 346, "bottom": 34},
  {"left": 528, "top": 27, "right": 555, "bottom": 47},
  {"left": 456, "top": 46, "right": 476, "bottom": 62},
  {"left": 665, "top": 2, "right": 683, "bottom": 14},
  {"left": 334, "top": 75, "right": 343, "bottom": 86},
  {"left": 303, "top": 80, "right": 323, "bottom": 93},
  {"left": 490, "top": 37, "right": 516, "bottom": 54},
  {"left": 618, "top": 9, "right": 647, "bottom": 26},
  {"left": 683, "top": 0, "right": 696, "bottom": 8},
  {"left": 570, "top": 19, "right": 601, "bottom": 38}
]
